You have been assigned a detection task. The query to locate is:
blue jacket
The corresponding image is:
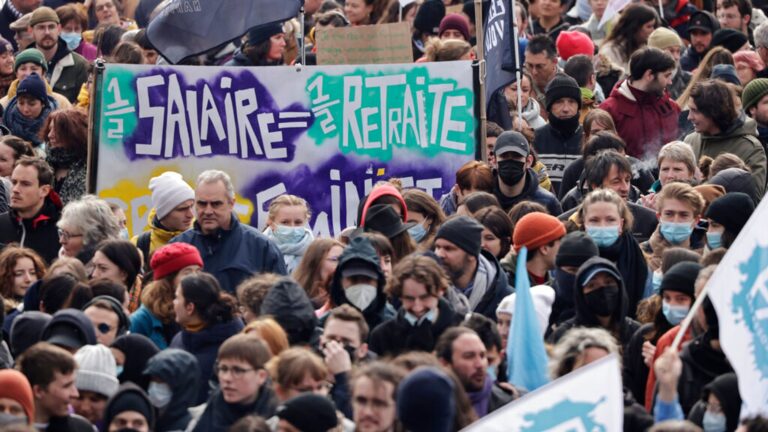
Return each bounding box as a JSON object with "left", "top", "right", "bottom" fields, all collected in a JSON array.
[
  {"left": 170, "top": 215, "right": 287, "bottom": 293},
  {"left": 170, "top": 319, "right": 244, "bottom": 405},
  {"left": 130, "top": 305, "right": 168, "bottom": 349}
]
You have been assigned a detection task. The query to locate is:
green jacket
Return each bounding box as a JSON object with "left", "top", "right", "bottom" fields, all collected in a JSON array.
[{"left": 684, "top": 116, "right": 766, "bottom": 196}]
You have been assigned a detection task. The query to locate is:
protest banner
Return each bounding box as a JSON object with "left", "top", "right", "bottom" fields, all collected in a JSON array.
[
  {"left": 316, "top": 22, "right": 414, "bottom": 65},
  {"left": 707, "top": 196, "right": 768, "bottom": 418},
  {"left": 464, "top": 354, "right": 624, "bottom": 431},
  {"left": 92, "top": 62, "right": 477, "bottom": 237}
]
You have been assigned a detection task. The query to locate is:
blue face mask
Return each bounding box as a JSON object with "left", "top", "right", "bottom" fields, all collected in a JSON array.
[
  {"left": 585, "top": 225, "right": 620, "bottom": 248},
  {"left": 660, "top": 221, "right": 694, "bottom": 244},
  {"left": 652, "top": 271, "right": 663, "bottom": 294},
  {"left": 707, "top": 231, "right": 722, "bottom": 249},
  {"left": 119, "top": 227, "right": 129, "bottom": 240},
  {"left": 662, "top": 301, "right": 689, "bottom": 325},
  {"left": 702, "top": 410, "right": 727, "bottom": 432},
  {"left": 404, "top": 308, "right": 437, "bottom": 326},
  {"left": 487, "top": 365, "right": 498, "bottom": 382},
  {"left": 115, "top": 365, "right": 124, "bottom": 377},
  {"left": 61, "top": 32, "right": 82, "bottom": 51},
  {"left": 408, "top": 223, "right": 428, "bottom": 242},
  {"left": 273, "top": 225, "right": 306, "bottom": 244}
]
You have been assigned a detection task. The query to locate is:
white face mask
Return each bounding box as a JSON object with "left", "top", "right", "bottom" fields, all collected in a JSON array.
[
  {"left": 147, "top": 382, "right": 173, "bottom": 408},
  {"left": 345, "top": 284, "right": 377, "bottom": 311}
]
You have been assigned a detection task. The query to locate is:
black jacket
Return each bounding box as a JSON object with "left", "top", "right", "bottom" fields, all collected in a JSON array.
[
  {"left": 325, "top": 237, "right": 395, "bottom": 334},
  {"left": 492, "top": 168, "right": 562, "bottom": 216},
  {"left": 549, "top": 257, "right": 641, "bottom": 355},
  {"left": 143, "top": 349, "right": 200, "bottom": 432},
  {"left": 0, "top": 2, "right": 20, "bottom": 51},
  {"left": 369, "top": 297, "right": 461, "bottom": 358},
  {"left": 676, "top": 331, "right": 733, "bottom": 416},
  {"left": 625, "top": 323, "right": 653, "bottom": 404},
  {"left": 45, "top": 414, "right": 94, "bottom": 432},
  {"left": 192, "top": 386, "right": 278, "bottom": 432},
  {"left": 0, "top": 197, "right": 62, "bottom": 264},
  {"left": 533, "top": 124, "right": 584, "bottom": 196}
]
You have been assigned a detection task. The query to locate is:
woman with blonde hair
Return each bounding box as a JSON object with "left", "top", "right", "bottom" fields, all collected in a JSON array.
[
  {"left": 263, "top": 194, "right": 314, "bottom": 273},
  {"left": 677, "top": 46, "right": 733, "bottom": 109},
  {"left": 243, "top": 317, "right": 290, "bottom": 356},
  {"left": 424, "top": 37, "right": 472, "bottom": 62}
]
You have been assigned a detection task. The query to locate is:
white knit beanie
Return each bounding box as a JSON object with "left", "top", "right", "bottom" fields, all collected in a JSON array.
[
  {"left": 149, "top": 171, "right": 195, "bottom": 220},
  {"left": 495, "top": 285, "right": 556, "bottom": 337},
  {"left": 74, "top": 345, "right": 119, "bottom": 397}
]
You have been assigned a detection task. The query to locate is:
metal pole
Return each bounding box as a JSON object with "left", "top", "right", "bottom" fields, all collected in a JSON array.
[
  {"left": 511, "top": 0, "right": 522, "bottom": 131},
  {"left": 474, "top": 0, "right": 488, "bottom": 163},
  {"left": 300, "top": 6, "right": 306, "bottom": 65},
  {"left": 658, "top": 0, "right": 664, "bottom": 20}
]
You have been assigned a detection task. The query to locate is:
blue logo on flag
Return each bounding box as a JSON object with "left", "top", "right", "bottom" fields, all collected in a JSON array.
[
  {"left": 733, "top": 245, "right": 768, "bottom": 380},
  {"left": 520, "top": 397, "right": 607, "bottom": 431}
]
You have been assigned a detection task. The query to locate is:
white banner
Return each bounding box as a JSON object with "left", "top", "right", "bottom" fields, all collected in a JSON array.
[
  {"left": 707, "top": 196, "right": 768, "bottom": 418},
  {"left": 462, "top": 354, "right": 623, "bottom": 432}
]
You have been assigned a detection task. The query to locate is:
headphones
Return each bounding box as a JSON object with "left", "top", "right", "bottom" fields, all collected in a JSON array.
[{"left": 82, "top": 295, "right": 130, "bottom": 336}]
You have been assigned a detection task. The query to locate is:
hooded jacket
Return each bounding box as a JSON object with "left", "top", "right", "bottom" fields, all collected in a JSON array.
[
  {"left": 170, "top": 318, "right": 244, "bottom": 406},
  {"left": 111, "top": 334, "right": 161, "bottom": 391},
  {"left": 260, "top": 277, "right": 318, "bottom": 346},
  {"left": 687, "top": 372, "right": 741, "bottom": 431},
  {"left": 170, "top": 214, "right": 287, "bottom": 294},
  {"left": 0, "top": 195, "right": 62, "bottom": 264},
  {"left": 368, "top": 297, "right": 461, "bottom": 358},
  {"left": 492, "top": 168, "right": 563, "bottom": 216},
  {"left": 600, "top": 80, "right": 681, "bottom": 160},
  {"left": 685, "top": 116, "right": 767, "bottom": 196},
  {"left": 325, "top": 237, "right": 395, "bottom": 334},
  {"left": 143, "top": 349, "right": 199, "bottom": 432},
  {"left": 676, "top": 330, "right": 733, "bottom": 416},
  {"left": 549, "top": 257, "right": 641, "bottom": 353}
]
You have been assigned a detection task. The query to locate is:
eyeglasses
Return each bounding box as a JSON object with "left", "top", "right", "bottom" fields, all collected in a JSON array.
[
  {"left": 215, "top": 364, "right": 255, "bottom": 378},
  {"left": 96, "top": 323, "right": 113, "bottom": 334},
  {"left": 57, "top": 229, "right": 83, "bottom": 242}
]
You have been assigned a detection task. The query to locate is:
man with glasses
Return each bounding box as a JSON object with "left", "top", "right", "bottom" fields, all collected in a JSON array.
[
  {"left": 170, "top": 169, "right": 286, "bottom": 294},
  {"left": 524, "top": 35, "right": 560, "bottom": 111},
  {"left": 716, "top": 0, "right": 751, "bottom": 37},
  {"left": 0, "top": 156, "right": 60, "bottom": 264}
]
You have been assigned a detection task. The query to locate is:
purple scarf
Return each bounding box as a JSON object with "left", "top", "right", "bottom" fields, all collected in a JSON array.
[{"left": 468, "top": 374, "right": 494, "bottom": 417}]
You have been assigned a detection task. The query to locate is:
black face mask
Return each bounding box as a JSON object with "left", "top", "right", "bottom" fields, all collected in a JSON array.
[
  {"left": 548, "top": 113, "right": 580, "bottom": 136},
  {"left": 584, "top": 284, "right": 619, "bottom": 317},
  {"left": 497, "top": 159, "right": 526, "bottom": 185}
]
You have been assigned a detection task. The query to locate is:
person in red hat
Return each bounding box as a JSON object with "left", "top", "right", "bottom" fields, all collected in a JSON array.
[
  {"left": 128, "top": 242, "right": 203, "bottom": 349},
  {"left": 501, "top": 211, "right": 566, "bottom": 289},
  {"left": 0, "top": 369, "right": 35, "bottom": 425}
]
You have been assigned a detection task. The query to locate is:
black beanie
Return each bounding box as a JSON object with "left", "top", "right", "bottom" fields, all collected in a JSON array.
[
  {"left": 104, "top": 384, "right": 154, "bottom": 429},
  {"left": 659, "top": 261, "right": 702, "bottom": 299},
  {"left": 545, "top": 73, "right": 582, "bottom": 112},
  {"left": 556, "top": 231, "right": 599, "bottom": 268},
  {"left": 705, "top": 192, "right": 755, "bottom": 236},
  {"left": 248, "top": 22, "right": 284, "bottom": 46},
  {"left": 414, "top": 0, "right": 446, "bottom": 34},
  {"left": 435, "top": 216, "right": 483, "bottom": 256},
  {"left": 276, "top": 394, "right": 338, "bottom": 432},
  {"left": 712, "top": 28, "right": 748, "bottom": 53}
]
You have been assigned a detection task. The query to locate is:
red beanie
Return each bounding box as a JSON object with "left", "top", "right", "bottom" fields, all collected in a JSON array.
[
  {"left": 150, "top": 242, "right": 204, "bottom": 280},
  {"left": 438, "top": 13, "right": 470, "bottom": 41},
  {"left": 556, "top": 31, "right": 594, "bottom": 61},
  {"left": 513, "top": 212, "right": 566, "bottom": 252},
  {"left": 0, "top": 370, "right": 34, "bottom": 424}
]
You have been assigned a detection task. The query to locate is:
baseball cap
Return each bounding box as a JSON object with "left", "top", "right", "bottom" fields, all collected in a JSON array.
[
  {"left": 688, "top": 11, "right": 719, "bottom": 34},
  {"left": 341, "top": 261, "right": 378, "bottom": 280},
  {"left": 494, "top": 130, "right": 529, "bottom": 157}
]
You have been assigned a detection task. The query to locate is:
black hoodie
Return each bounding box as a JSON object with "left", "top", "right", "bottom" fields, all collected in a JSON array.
[
  {"left": 324, "top": 237, "right": 395, "bottom": 334},
  {"left": 143, "top": 348, "right": 200, "bottom": 432},
  {"left": 688, "top": 372, "right": 741, "bottom": 432},
  {"left": 549, "top": 257, "right": 641, "bottom": 354}
]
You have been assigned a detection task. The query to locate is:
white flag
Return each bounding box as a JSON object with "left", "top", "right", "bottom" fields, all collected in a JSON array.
[
  {"left": 707, "top": 196, "right": 768, "bottom": 419},
  {"left": 598, "top": 0, "right": 631, "bottom": 28},
  {"left": 462, "top": 354, "right": 623, "bottom": 432}
]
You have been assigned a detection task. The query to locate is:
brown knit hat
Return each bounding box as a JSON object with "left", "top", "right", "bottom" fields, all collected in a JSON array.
[{"left": 513, "top": 212, "right": 566, "bottom": 252}]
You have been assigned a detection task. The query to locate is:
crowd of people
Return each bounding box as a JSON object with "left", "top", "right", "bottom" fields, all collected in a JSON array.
[{"left": 0, "top": 0, "right": 766, "bottom": 431}]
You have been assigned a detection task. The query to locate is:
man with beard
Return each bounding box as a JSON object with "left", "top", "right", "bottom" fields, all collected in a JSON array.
[
  {"left": 742, "top": 78, "right": 768, "bottom": 150},
  {"left": 350, "top": 362, "right": 404, "bottom": 432},
  {"left": 491, "top": 130, "right": 561, "bottom": 215},
  {"left": 681, "top": 11, "right": 719, "bottom": 72},
  {"left": 600, "top": 47, "right": 680, "bottom": 161},
  {"left": 27, "top": 7, "right": 87, "bottom": 103},
  {"left": 436, "top": 327, "right": 518, "bottom": 418},
  {"left": 533, "top": 73, "right": 584, "bottom": 196},
  {"left": 433, "top": 216, "right": 511, "bottom": 320}
]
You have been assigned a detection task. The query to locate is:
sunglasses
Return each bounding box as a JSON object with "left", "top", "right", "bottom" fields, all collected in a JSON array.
[{"left": 96, "top": 323, "right": 113, "bottom": 334}]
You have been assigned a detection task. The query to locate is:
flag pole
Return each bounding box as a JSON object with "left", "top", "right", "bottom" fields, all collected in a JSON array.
[
  {"left": 670, "top": 284, "right": 709, "bottom": 351},
  {"left": 474, "top": 0, "right": 488, "bottom": 163},
  {"left": 300, "top": 5, "right": 306, "bottom": 65},
  {"left": 657, "top": 0, "right": 664, "bottom": 20},
  {"left": 510, "top": 0, "right": 522, "bottom": 131}
]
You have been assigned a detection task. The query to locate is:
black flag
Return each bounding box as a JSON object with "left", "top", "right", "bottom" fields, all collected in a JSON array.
[
  {"left": 484, "top": 0, "right": 519, "bottom": 107},
  {"left": 147, "top": 0, "right": 302, "bottom": 64}
]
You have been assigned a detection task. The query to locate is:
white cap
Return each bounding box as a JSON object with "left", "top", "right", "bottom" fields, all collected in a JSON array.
[
  {"left": 74, "top": 345, "right": 119, "bottom": 397},
  {"left": 495, "top": 285, "right": 556, "bottom": 337},
  {"left": 149, "top": 171, "right": 195, "bottom": 220}
]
